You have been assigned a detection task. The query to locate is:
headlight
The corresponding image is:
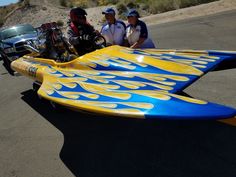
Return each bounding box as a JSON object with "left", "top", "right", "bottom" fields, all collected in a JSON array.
[{"left": 4, "top": 47, "right": 15, "bottom": 54}]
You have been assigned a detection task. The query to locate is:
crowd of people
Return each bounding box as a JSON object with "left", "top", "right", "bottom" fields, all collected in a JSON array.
[{"left": 67, "top": 7, "right": 155, "bottom": 55}]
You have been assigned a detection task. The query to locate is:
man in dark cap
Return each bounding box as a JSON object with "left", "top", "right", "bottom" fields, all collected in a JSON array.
[{"left": 125, "top": 9, "right": 155, "bottom": 49}]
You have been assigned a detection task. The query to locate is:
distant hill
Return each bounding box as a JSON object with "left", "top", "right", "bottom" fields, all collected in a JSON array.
[
  {"left": 2, "top": 0, "right": 112, "bottom": 30},
  {"left": 2, "top": 0, "right": 70, "bottom": 28},
  {"left": 1, "top": 0, "right": 221, "bottom": 29},
  {"left": 0, "top": 1, "right": 27, "bottom": 27}
]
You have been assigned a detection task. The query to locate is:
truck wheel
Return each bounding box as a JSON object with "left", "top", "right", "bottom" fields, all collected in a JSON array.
[{"left": 2, "top": 56, "right": 15, "bottom": 75}]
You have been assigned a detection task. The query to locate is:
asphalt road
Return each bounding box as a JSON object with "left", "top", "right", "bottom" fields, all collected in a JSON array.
[{"left": 0, "top": 10, "right": 236, "bottom": 177}]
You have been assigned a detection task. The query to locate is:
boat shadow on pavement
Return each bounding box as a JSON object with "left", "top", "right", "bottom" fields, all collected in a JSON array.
[{"left": 21, "top": 90, "right": 236, "bottom": 177}]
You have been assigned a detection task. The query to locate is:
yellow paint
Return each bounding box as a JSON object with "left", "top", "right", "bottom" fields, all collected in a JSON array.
[
  {"left": 130, "top": 90, "right": 171, "bottom": 100},
  {"left": 38, "top": 92, "right": 145, "bottom": 118},
  {"left": 58, "top": 91, "right": 99, "bottom": 99},
  {"left": 114, "top": 48, "right": 203, "bottom": 76}
]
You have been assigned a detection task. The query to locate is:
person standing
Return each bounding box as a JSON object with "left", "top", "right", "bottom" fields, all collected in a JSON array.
[
  {"left": 125, "top": 9, "right": 155, "bottom": 49},
  {"left": 101, "top": 8, "right": 126, "bottom": 46}
]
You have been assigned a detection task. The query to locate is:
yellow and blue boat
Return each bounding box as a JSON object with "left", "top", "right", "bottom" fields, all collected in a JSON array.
[{"left": 11, "top": 45, "right": 236, "bottom": 120}]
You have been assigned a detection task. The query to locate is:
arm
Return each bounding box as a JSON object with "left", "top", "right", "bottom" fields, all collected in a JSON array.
[
  {"left": 130, "top": 38, "right": 146, "bottom": 49},
  {"left": 130, "top": 21, "right": 148, "bottom": 49}
]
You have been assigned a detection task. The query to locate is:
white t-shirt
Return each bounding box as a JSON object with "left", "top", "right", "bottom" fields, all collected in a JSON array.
[{"left": 101, "top": 20, "right": 126, "bottom": 46}]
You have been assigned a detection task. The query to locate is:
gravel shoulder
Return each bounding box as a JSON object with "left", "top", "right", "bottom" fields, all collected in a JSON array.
[{"left": 142, "top": 0, "right": 236, "bottom": 26}]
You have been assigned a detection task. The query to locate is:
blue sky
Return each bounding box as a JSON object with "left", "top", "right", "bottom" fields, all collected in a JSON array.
[{"left": 0, "top": 0, "right": 19, "bottom": 6}]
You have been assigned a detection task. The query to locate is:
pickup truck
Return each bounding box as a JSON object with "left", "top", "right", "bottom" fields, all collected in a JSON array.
[{"left": 0, "top": 24, "right": 38, "bottom": 74}]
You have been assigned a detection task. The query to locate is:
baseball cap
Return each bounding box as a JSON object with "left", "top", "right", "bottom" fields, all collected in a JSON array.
[
  {"left": 102, "top": 8, "right": 116, "bottom": 15},
  {"left": 127, "top": 9, "right": 140, "bottom": 18}
]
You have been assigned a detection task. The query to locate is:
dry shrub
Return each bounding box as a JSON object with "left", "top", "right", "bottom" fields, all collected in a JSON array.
[
  {"left": 60, "top": 0, "right": 218, "bottom": 15},
  {"left": 116, "top": 3, "right": 127, "bottom": 15},
  {"left": 57, "top": 20, "right": 64, "bottom": 27},
  {"left": 60, "top": 0, "right": 67, "bottom": 7}
]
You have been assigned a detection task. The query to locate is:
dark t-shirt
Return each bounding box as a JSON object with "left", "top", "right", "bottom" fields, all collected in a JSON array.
[{"left": 67, "top": 22, "right": 96, "bottom": 55}]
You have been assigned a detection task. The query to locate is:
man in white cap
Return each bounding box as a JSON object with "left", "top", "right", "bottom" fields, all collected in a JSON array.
[{"left": 101, "top": 7, "right": 126, "bottom": 46}]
